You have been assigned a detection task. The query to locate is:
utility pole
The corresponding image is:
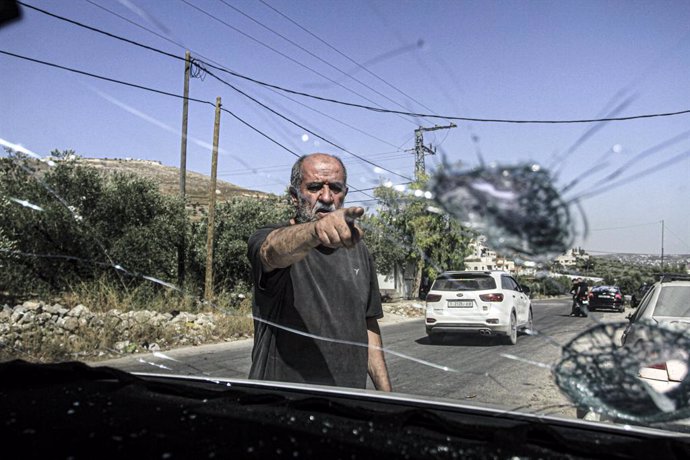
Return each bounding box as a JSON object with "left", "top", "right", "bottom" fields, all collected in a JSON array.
[
  {"left": 177, "top": 50, "right": 191, "bottom": 288},
  {"left": 412, "top": 123, "right": 456, "bottom": 180},
  {"left": 204, "top": 97, "right": 222, "bottom": 301},
  {"left": 661, "top": 219, "right": 665, "bottom": 272}
]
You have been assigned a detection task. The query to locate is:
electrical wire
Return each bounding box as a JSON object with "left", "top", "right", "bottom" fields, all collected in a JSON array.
[
  {"left": 0, "top": 49, "right": 208, "bottom": 104},
  {"left": 16, "top": 1, "right": 690, "bottom": 125},
  {"left": 178, "top": 0, "right": 415, "bottom": 127},
  {"left": 195, "top": 62, "right": 414, "bottom": 181},
  {"left": 78, "top": 0, "right": 405, "bottom": 151},
  {"left": 17, "top": 1, "right": 183, "bottom": 62},
  {"left": 0, "top": 47, "right": 401, "bottom": 193},
  {"left": 209, "top": 66, "right": 690, "bottom": 124},
  {"left": 216, "top": 0, "right": 435, "bottom": 126},
  {"left": 256, "top": 0, "right": 450, "bottom": 123},
  {"left": 590, "top": 221, "right": 661, "bottom": 232},
  {"left": 17, "top": 1, "right": 410, "bottom": 176}
]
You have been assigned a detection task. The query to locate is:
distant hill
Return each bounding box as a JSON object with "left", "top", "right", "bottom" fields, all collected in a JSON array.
[
  {"left": 593, "top": 252, "right": 690, "bottom": 267},
  {"left": 73, "top": 158, "right": 272, "bottom": 208}
]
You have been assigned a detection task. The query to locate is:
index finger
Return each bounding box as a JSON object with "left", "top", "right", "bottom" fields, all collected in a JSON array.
[{"left": 344, "top": 207, "right": 364, "bottom": 223}]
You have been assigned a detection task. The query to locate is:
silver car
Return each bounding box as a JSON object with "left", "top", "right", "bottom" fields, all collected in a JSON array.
[
  {"left": 621, "top": 274, "right": 690, "bottom": 392},
  {"left": 425, "top": 270, "right": 533, "bottom": 345}
]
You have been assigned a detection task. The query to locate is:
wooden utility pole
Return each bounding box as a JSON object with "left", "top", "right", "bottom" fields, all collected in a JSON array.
[
  {"left": 177, "top": 50, "right": 191, "bottom": 287},
  {"left": 413, "top": 123, "right": 456, "bottom": 180},
  {"left": 204, "top": 97, "right": 222, "bottom": 301},
  {"left": 661, "top": 219, "right": 665, "bottom": 271}
]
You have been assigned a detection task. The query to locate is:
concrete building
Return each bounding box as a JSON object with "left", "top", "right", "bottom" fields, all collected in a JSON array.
[
  {"left": 464, "top": 237, "right": 516, "bottom": 274},
  {"left": 555, "top": 248, "right": 590, "bottom": 268}
]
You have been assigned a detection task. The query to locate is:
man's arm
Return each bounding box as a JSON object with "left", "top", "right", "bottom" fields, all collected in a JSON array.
[
  {"left": 260, "top": 207, "right": 364, "bottom": 272},
  {"left": 366, "top": 317, "right": 392, "bottom": 392}
]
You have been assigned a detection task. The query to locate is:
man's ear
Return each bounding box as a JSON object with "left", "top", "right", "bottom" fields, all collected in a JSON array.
[{"left": 343, "top": 186, "right": 349, "bottom": 198}]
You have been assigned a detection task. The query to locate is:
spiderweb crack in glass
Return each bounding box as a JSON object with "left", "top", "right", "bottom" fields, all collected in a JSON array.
[
  {"left": 429, "top": 161, "right": 574, "bottom": 261},
  {"left": 554, "top": 320, "right": 690, "bottom": 423}
]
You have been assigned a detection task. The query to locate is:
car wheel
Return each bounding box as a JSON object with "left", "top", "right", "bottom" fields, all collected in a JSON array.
[
  {"left": 521, "top": 308, "right": 533, "bottom": 335},
  {"left": 504, "top": 312, "right": 517, "bottom": 345}
]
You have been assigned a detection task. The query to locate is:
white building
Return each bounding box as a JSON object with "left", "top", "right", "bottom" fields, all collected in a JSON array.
[
  {"left": 555, "top": 248, "right": 590, "bottom": 267},
  {"left": 464, "top": 237, "right": 516, "bottom": 274}
]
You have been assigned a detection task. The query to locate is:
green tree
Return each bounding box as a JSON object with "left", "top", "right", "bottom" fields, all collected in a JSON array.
[
  {"left": 0, "top": 155, "right": 187, "bottom": 297},
  {"left": 365, "top": 178, "right": 472, "bottom": 298},
  {"left": 187, "top": 194, "right": 293, "bottom": 295}
]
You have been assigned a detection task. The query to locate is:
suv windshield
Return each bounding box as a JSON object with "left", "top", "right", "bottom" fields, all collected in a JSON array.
[{"left": 431, "top": 274, "right": 497, "bottom": 291}]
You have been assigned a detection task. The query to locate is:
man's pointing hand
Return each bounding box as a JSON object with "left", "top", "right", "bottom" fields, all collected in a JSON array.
[{"left": 313, "top": 207, "right": 364, "bottom": 249}]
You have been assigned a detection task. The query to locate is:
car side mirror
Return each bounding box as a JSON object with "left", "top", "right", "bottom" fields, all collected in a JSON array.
[{"left": 521, "top": 285, "right": 531, "bottom": 296}]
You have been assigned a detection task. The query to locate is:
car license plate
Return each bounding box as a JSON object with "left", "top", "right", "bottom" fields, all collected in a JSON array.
[{"left": 447, "top": 300, "right": 473, "bottom": 308}]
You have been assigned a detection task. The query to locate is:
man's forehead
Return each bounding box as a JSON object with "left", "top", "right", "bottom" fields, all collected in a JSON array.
[{"left": 302, "top": 156, "right": 345, "bottom": 179}]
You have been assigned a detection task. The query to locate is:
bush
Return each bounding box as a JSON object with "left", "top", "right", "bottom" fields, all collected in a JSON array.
[
  {"left": 0, "top": 156, "right": 186, "bottom": 299},
  {"left": 186, "top": 195, "right": 292, "bottom": 293}
]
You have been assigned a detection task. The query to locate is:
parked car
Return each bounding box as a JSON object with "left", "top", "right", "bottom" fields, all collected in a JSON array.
[
  {"left": 621, "top": 274, "right": 690, "bottom": 392},
  {"left": 588, "top": 285, "right": 625, "bottom": 312},
  {"left": 425, "top": 271, "right": 532, "bottom": 344}
]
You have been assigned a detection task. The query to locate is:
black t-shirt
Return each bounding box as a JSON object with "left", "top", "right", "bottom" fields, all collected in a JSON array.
[{"left": 246, "top": 223, "right": 383, "bottom": 389}]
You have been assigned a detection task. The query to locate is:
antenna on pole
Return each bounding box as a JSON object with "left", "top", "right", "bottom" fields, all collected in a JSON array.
[{"left": 412, "top": 123, "right": 456, "bottom": 180}]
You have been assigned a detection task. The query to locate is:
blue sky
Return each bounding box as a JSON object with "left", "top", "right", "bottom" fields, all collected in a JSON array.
[{"left": 2, "top": 0, "right": 690, "bottom": 255}]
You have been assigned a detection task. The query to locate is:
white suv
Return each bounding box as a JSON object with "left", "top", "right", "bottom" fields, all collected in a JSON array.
[{"left": 425, "top": 271, "right": 533, "bottom": 345}]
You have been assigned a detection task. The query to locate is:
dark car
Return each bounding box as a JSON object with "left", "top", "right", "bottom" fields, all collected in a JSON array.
[{"left": 588, "top": 285, "right": 625, "bottom": 312}]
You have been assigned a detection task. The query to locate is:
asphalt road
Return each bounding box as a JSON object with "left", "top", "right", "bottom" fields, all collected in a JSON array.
[{"left": 98, "top": 298, "right": 629, "bottom": 419}]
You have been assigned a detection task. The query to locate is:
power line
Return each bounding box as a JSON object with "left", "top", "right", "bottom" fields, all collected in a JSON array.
[
  {"left": 257, "top": 77, "right": 403, "bottom": 149},
  {"left": 17, "top": 1, "right": 183, "bottom": 62},
  {"left": 216, "top": 0, "right": 434, "bottom": 125},
  {"left": 256, "top": 0, "right": 449, "bottom": 123},
  {"left": 0, "top": 48, "right": 302, "bottom": 173},
  {"left": 0, "top": 49, "right": 207, "bottom": 104},
  {"left": 212, "top": 67, "right": 690, "bottom": 124},
  {"left": 84, "top": 0, "right": 186, "bottom": 50},
  {"left": 76, "top": 0, "right": 405, "bottom": 152},
  {"left": 218, "top": 150, "right": 410, "bottom": 177},
  {"left": 19, "top": 1, "right": 690, "bottom": 125},
  {"left": 0, "top": 46, "right": 406, "bottom": 189},
  {"left": 664, "top": 223, "right": 690, "bottom": 251},
  {"left": 196, "top": 63, "right": 413, "bottom": 182},
  {"left": 0, "top": 48, "right": 373, "bottom": 198},
  {"left": 18, "top": 1, "right": 409, "bottom": 169},
  {"left": 178, "top": 0, "right": 415, "bottom": 127},
  {"left": 590, "top": 221, "right": 661, "bottom": 232}
]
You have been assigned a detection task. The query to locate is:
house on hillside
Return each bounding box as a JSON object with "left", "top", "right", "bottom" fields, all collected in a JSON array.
[
  {"left": 464, "top": 237, "right": 516, "bottom": 274},
  {"left": 555, "top": 248, "right": 590, "bottom": 268}
]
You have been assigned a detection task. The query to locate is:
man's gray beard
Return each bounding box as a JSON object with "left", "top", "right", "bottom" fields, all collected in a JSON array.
[
  {"left": 294, "top": 201, "right": 316, "bottom": 224},
  {"left": 294, "top": 196, "right": 337, "bottom": 224}
]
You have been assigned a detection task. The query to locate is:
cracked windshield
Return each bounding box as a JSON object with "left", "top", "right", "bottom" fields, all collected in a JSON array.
[{"left": 3, "top": 0, "right": 690, "bottom": 436}]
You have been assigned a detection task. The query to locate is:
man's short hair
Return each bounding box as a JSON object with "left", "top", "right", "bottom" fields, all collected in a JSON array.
[{"left": 289, "top": 153, "right": 347, "bottom": 196}]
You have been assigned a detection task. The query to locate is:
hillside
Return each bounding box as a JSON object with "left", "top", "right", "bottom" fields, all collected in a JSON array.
[{"left": 73, "top": 158, "right": 270, "bottom": 206}]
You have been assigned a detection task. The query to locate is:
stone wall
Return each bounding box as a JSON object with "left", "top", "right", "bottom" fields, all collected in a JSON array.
[{"left": 0, "top": 301, "right": 245, "bottom": 361}]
